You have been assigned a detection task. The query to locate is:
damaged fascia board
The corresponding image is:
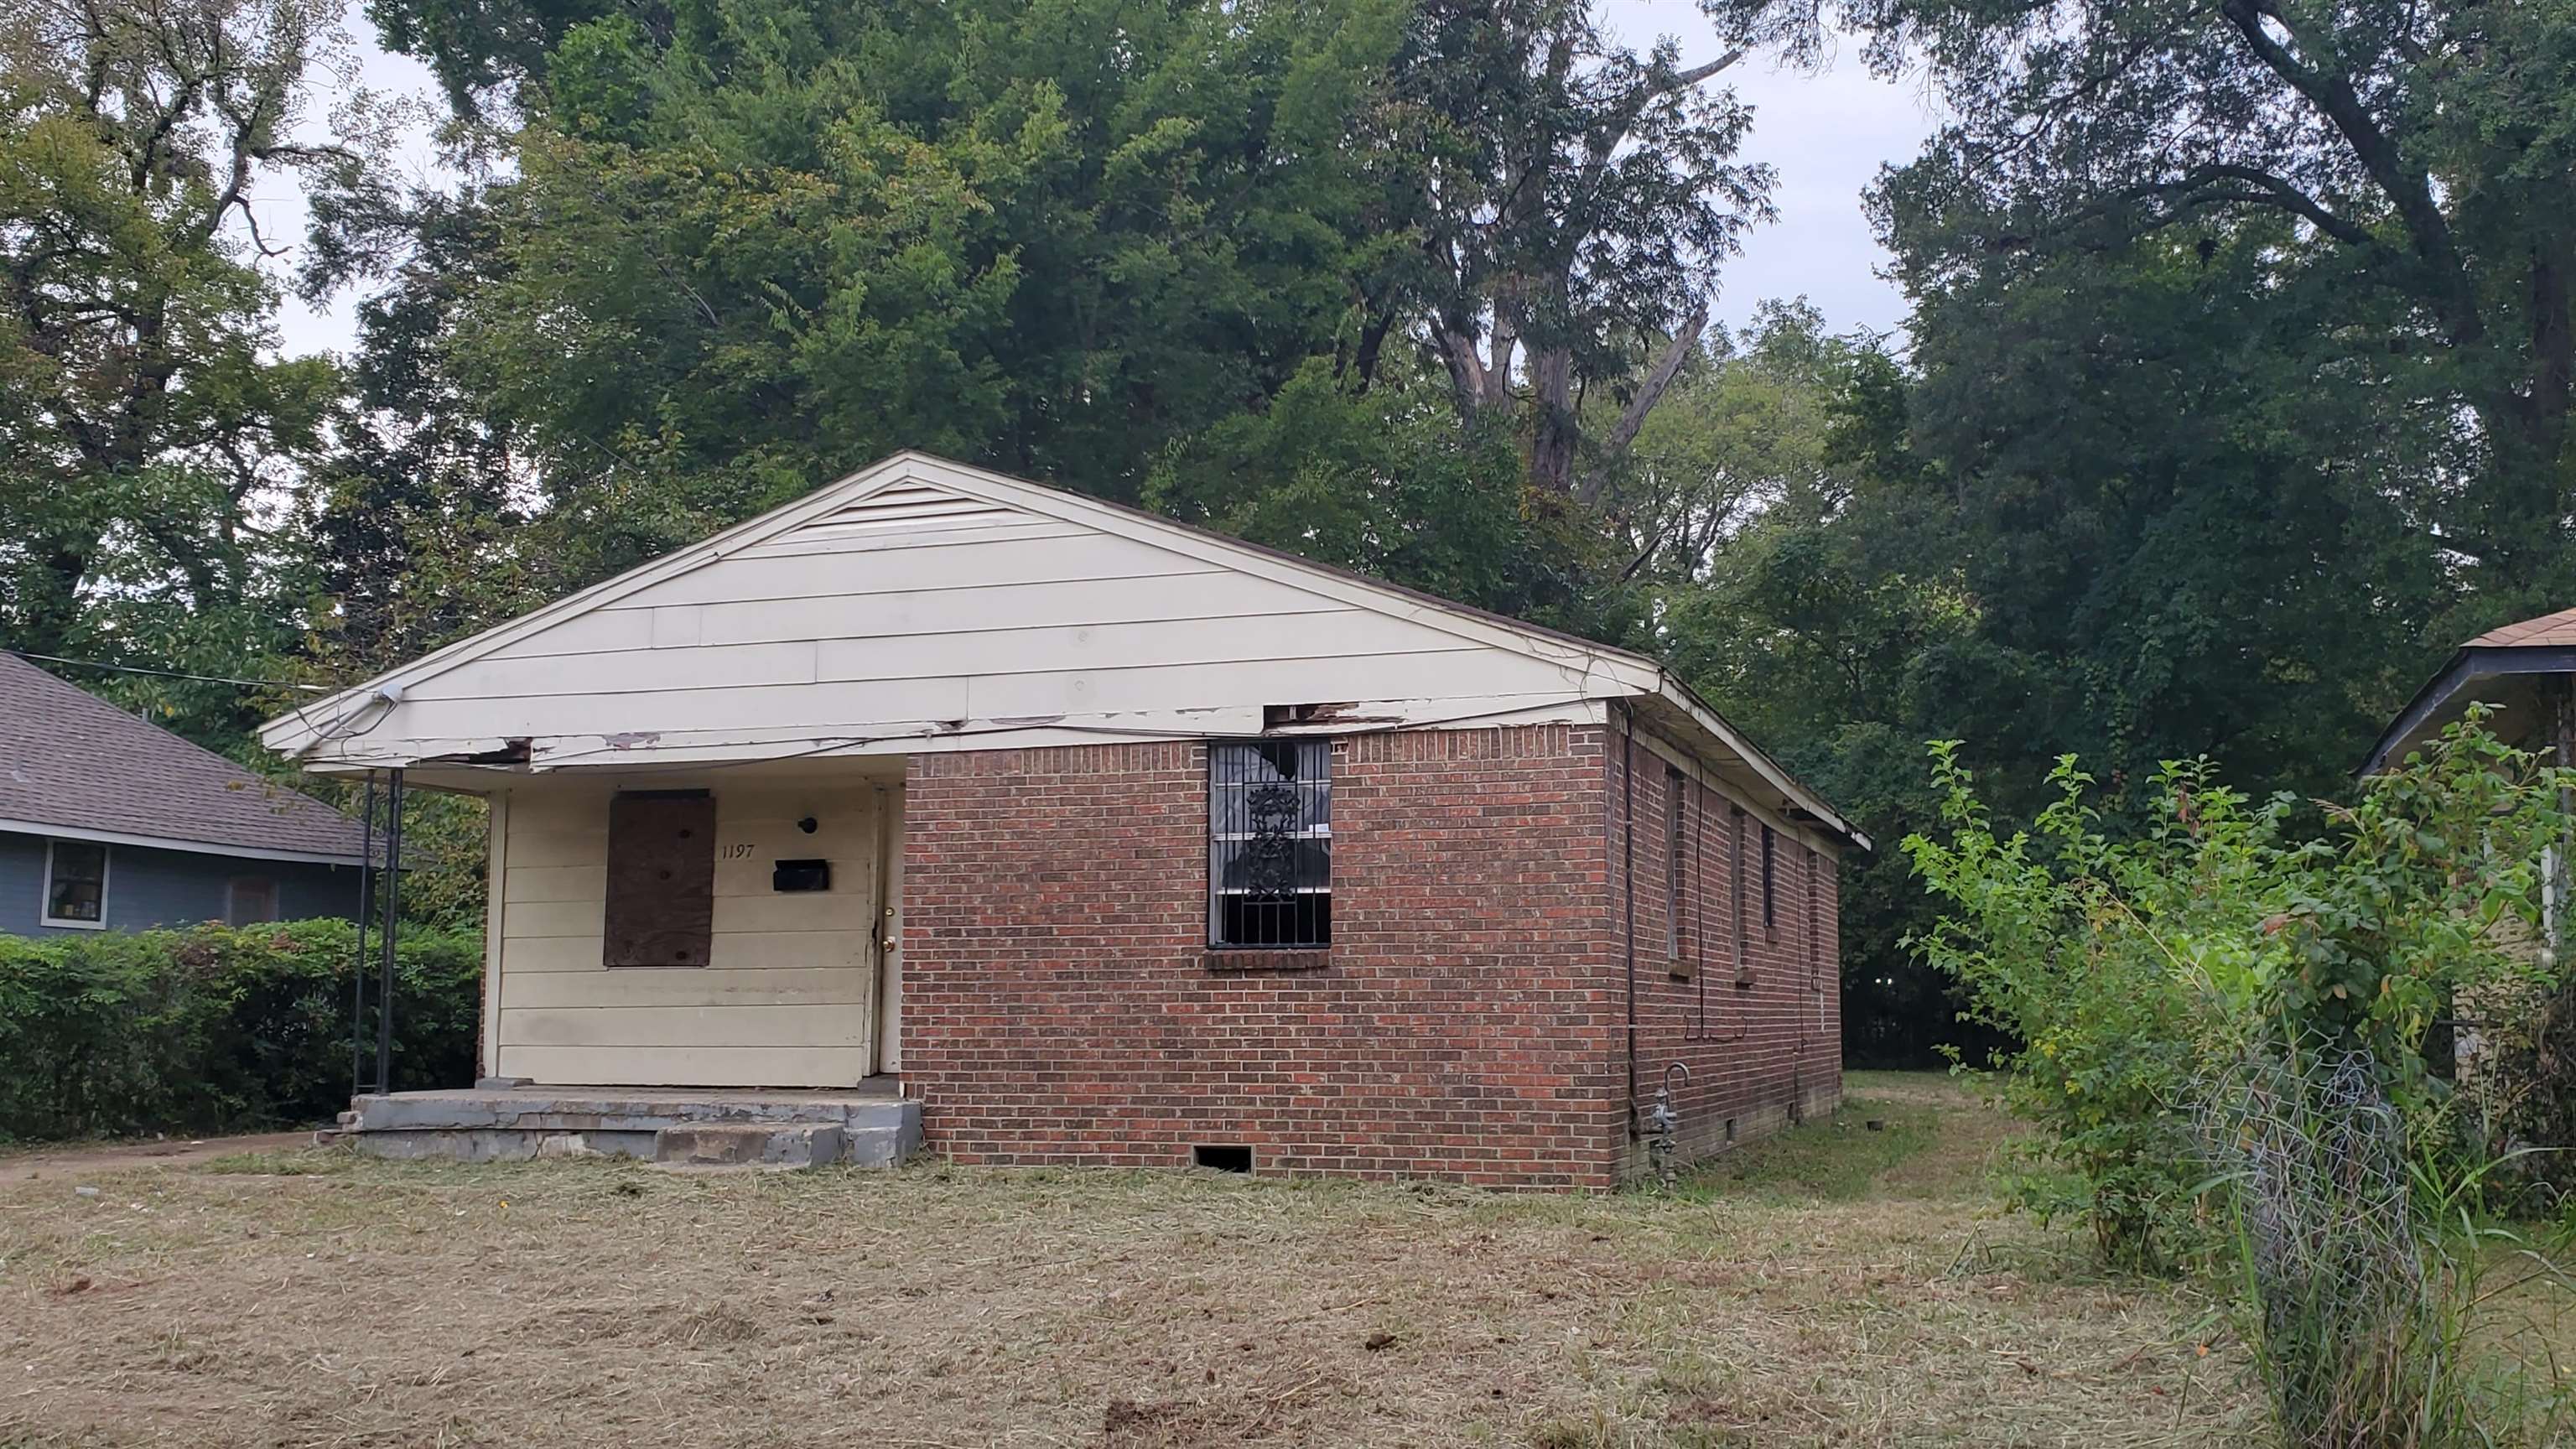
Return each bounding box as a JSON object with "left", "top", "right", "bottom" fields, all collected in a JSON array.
[
  {"left": 288, "top": 706, "right": 1268, "bottom": 773},
  {"left": 281, "top": 693, "right": 1614, "bottom": 776},
  {"left": 1255, "top": 693, "right": 1608, "bottom": 734},
  {"left": 1627, "top": 687, "right": 1870, "bottom": 852}
]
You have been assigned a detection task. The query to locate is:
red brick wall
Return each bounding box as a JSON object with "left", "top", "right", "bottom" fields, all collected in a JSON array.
[
  {"left": 1609, "top": 722, "right": 1844, "bottom": 1172},
  {"left": 900, "top": 726, "right": 1627, "bottom": 1188},
  {"left": 897, "top": 719, "right": 1843, "bottom": 1188}
]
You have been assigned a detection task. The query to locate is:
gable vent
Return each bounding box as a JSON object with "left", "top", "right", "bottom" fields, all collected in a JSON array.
[{"left": 774, "top": 481, "right": 1021, "bottom": 543}]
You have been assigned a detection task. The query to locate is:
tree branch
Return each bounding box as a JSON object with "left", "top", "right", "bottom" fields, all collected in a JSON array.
[
  {"left": 1576, "top": 303, "right": 1709, "bottom": 506},
  {"left": 2170, "top": 164, "right": 2376, "bottom": 247},
  {"left": 2219, "top": 0, "right": 2476, "bottom": 340}
]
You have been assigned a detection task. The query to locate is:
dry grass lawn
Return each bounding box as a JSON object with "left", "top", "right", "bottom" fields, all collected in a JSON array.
[{"left": 0, "top": 1072, "right": 2268, "bottom": 1447}]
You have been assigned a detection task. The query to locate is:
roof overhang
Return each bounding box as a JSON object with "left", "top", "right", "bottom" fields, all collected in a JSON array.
[
  {"left": 0, "top": 818, "right": 370, "bottom": 867},
  {"left": 2360, "top": 644, "right": 2576, "bottom": 775},
  {"left": 1628, "top": 678, "right": 1872, "bottom": 853},
  {"left": 261, "top": 451, "right": 1870, "bottom": 850}
]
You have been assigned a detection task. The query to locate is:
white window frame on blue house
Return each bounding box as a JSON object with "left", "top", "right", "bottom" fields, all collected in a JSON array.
[{"left": 41, "top": 838, "right": 110, "bottom": 929}]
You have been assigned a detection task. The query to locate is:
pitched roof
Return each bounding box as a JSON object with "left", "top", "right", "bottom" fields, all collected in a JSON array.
[
  {"left": 261, "top": 451, "right": 1867, "bottom": 849},
  {"left": 2360, "top": 605, "right": 2576, "bottom": 774},
  {"left": 0, "top": 652, "right": 369, "bottom": 863},
  {"left": 2466, "top": 605, "right": 2576, "bottom": 650}
]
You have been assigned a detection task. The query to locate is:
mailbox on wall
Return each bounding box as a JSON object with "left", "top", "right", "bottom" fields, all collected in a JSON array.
[{"left": 771, "top": 859, "right": 831, "bottom": 892}]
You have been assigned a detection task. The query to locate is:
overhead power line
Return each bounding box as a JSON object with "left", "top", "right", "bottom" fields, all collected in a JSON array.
[{"left": 7, "top": 650, "right": 332, "bottom": 693}]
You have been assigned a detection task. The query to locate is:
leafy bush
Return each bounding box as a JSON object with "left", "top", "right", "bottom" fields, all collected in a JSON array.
[
  {"left": 0, "top": 919, "right": 480, "bottom": 1140},
  {"left": 1908, "top": 715, "right": 2576, "bottom": 1445},
  {"left": 1904, "top": 714, "right": 2569, "bottom": 1268}
]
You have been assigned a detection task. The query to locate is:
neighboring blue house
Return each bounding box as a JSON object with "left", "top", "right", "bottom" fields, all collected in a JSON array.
[{"left": 0, "top": 652, "right": 368, "bottom": 936}]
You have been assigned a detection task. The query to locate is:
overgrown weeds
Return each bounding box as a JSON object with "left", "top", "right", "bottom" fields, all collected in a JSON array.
[
  {"left": 1904, "top": 713, "right": 2576, "bottom": 1446},
  {"left": 2198, "top": 1048, "right": 2569, "bottom": 1447}
]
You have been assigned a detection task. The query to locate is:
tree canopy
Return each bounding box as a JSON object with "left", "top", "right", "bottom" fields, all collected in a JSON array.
[{"left": 8, "top": 0, "right": 2571, "bottom": 1062}]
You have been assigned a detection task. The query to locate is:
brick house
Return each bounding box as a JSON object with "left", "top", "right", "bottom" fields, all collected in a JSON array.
[{"left": 267, "top": 454, "right": 1865, "bottom": 1187}]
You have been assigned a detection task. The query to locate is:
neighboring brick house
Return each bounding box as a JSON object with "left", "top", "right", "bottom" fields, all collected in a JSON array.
[
  {"left": 270, "top": 453, "right": 1863, "bottom": 1187},
  {"left": 0, "top": 652, "right": 367, "bottom": 936}
]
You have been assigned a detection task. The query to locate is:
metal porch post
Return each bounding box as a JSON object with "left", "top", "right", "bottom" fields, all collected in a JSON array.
[
  {"left": 351, "top": 773, "right": 378, "bottom": 1096},
  {"left": 376, "top": 768, "right": 405, "bottom": 1094}
]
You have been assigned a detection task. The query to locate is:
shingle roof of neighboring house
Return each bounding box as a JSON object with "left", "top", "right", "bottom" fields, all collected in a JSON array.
[
  {"left": 2466, "top": 605, "right": 2576, "bottom": 650},
  {"left": 2362, "top": 605, "right": 2576, "bottom": 775},
  {"left": 0, "top": 652, "right": 370, "bottom": 864}
]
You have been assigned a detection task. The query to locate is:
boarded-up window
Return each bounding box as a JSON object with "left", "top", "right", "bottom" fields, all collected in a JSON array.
[
  {"left": 226, "top": 877, "right": 278, "bottom": 926},
  {"left": 1762, "top": 823, "right": 1777, "bottom": 937},
  {"left": 605, "top": 791, "right": 715, "bottom": 968},
  {"left": 1729, "top": 808, "right": 1749, "bottom": 979}
]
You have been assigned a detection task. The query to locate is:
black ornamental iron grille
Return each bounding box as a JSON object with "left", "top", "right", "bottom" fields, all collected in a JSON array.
[{"left": 1209, "top": 739, "right": 1331, "bottom": 948}]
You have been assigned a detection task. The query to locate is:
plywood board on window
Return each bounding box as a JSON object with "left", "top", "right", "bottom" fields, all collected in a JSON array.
[{"left": 603, "top": 792, "right": 715, "bottom": 969}]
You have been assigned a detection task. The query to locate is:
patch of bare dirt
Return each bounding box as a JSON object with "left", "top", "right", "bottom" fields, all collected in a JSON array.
[{"left": 3, "top": 1132, "right": 314, "bottom": 1185}]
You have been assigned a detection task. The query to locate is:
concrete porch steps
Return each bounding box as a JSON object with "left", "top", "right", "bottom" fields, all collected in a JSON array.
[
  {"left": 340, "top": 1082, "right": 922, "bottom": 1168},
  {"left": 654, "top": 1122, "right": 843, "bottom": 1171}
]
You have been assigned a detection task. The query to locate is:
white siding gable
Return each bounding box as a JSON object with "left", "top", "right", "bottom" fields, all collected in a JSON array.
[{"left": 265, "top": 455, "right": 1653, "bottom": 773}]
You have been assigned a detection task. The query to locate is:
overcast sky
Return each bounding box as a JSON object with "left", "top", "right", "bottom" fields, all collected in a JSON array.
[{"left": 265, "top": 0, "right": 1940, "bottom": 358}]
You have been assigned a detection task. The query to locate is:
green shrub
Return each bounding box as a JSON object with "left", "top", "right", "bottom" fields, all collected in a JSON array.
[
  {"left": 0, "top": 919, "right": 480, "bottom": 1140},
  {"left": 1904, "top": 714, "right": 2570, "bottom": 1269},
  {"left": 1908, "top": 714, "right": 2576, "bottom": 1446}
]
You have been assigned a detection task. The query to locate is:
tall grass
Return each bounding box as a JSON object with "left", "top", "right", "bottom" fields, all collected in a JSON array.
[{"left": 2197, "top": 1048, "right": 2568, "bottom": 1448}]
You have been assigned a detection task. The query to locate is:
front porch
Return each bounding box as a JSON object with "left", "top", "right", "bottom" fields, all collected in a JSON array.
[{"left": 340, "top": 1079, "right": 922, "bottom": 1168}]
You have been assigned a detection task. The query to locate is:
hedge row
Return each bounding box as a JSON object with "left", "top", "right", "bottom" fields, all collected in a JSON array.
[{"left": 0, "top": 919, "right": 481, "bottom": 1141}]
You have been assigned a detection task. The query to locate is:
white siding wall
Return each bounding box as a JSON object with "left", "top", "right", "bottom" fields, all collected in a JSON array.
[
  {"left": 491, "top": 776, "right": 888, "bottom": 1087},
  {"left": 320, "top": 486, "right": 1623, "bottom": 766}
]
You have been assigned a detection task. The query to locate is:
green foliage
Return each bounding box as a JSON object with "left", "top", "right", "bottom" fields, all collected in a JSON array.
[
  {"left": 0, "top": 0, "right": 392, "bottom": 747},
  {"left": 1903, "top": 714, "right": 2572, "bottom": 1268},
  {"left": 0, "top": 920, "right": 481, "bottom": 1141},
  {"left": 1654, "top": 233, "right": 2463, "bottom": 1065},
  {"left": 1145, "top": 360, "right": 1642, "bottom": 644},
  {"left": 444, "top": 0, "right": 1412, "bottom": 538},
  {"left": 1903, "top": 746, "right": 2209, "bottom": 1265},
  {"left": 1715, "top": 0, "right": 2576, "bottom": 610}
]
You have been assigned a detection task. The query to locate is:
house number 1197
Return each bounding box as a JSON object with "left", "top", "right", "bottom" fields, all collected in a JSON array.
[{"left": 721, "top": 844, "right": 756, "bottom": 860}]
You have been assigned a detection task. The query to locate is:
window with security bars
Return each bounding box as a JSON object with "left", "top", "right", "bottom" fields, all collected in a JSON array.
[{"left": 1209, "top": 740, "right": 1331, "bottom": 948}]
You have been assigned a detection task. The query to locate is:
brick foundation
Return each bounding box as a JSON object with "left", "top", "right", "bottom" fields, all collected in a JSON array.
[{"left": 900, "top": 720, "right": 1841, "bottom": 1191}]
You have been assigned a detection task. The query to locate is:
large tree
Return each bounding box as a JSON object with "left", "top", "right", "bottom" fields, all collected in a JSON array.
[
  {"left": 1384, "top": 0, "right": 1773, "bottom": 499},
  {"left": 415, "top": 0, "right": 1410, "bottom": 558},
  {"left": 0, "top": 0, "right": 381, "bottom": 736},
  {"left": 1716, "top": 0, "right": 2576, "bottom": 615},
  {"left": 373, "top": 0, "right": 1774, "bottom": 517},
  {"left": 1647, "top": 234, "right": 2453, "bottom": 1061}
]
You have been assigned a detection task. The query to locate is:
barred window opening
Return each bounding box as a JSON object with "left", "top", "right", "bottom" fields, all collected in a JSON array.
[{"left": 1210, "top": 740, "right": 1331, "bottom": 948}]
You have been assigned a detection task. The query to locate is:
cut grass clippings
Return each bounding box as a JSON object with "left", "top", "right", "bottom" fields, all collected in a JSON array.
[{"left": 0, "top": 1073, "right": 2262, "bottom": 1447}]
